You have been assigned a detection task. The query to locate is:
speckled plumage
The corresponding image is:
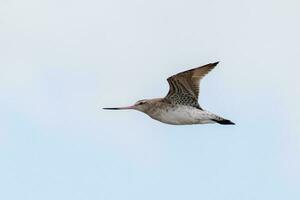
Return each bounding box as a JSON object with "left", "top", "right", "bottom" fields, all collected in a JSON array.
[{"left": 165, "top": 62, "right": 218, "bottom": 109}]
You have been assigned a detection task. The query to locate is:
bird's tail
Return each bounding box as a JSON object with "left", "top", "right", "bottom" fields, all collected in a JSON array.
[{"left": 212, "top": 117, "right": 235, "bottom": 125}]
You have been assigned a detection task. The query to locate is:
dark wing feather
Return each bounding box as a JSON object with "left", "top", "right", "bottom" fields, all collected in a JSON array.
[{"left": 164, "top": 62, "right": 219, "bottom": 108}]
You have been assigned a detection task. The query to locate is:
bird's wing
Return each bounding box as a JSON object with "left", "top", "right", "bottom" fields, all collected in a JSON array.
[{"left": 164, "top": 62, "right": 219, "bottom": 108}]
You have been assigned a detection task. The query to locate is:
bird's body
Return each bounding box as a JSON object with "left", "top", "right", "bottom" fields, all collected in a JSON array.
[
  {"left": 149, "top": 105, "right": 220, "bottom": 125},
  {"left": 103, "top": 62, "right": 235, "bottom": 125},
  {"left": 135, "top": 98, "right": 226, "bottom": 125}
]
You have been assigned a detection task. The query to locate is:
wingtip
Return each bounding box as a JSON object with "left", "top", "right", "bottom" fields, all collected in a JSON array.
[{"left": 211, "top": 61, "right": 220, "bottom": 66}]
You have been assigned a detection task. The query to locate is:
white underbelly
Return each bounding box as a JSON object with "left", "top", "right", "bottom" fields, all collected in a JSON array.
[{"left": 150, "top": 106, "right": 215, "bottom": 125}]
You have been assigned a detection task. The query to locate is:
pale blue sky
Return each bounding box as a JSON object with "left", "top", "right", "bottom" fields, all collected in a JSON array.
[{"left": 1, "top": 0, "right": 300, "bottom": 199}]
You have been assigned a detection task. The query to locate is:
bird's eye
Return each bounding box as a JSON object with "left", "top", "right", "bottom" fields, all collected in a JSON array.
[{"left": 138, "top": 101, "right": 146, "bottom": 105}]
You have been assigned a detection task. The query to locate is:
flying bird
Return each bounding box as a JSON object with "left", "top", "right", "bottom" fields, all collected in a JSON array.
[{"left": 103, "top": 62, "right": 234, "bottom": 125}]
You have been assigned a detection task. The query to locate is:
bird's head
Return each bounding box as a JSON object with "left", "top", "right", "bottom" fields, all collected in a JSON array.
[{"left": 133, "top": 99, "right": 150, "bottom": 112}]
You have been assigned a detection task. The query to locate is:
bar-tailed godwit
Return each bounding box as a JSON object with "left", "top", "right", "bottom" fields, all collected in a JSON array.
[{"left": 103, "top": 62, "right": 234, "bottom": 125}]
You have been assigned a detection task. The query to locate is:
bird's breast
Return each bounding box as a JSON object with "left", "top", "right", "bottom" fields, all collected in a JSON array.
[{"left": 147, "top": 105, "right": 207, "bottom": 125}]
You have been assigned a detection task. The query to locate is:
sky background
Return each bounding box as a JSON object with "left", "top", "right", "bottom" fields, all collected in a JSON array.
[{"left": 1, "top": 0, "right": 300, "bottom": 199}]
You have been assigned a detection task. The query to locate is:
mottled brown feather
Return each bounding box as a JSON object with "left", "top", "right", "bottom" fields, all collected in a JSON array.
[{"left": 165, "top": 62, "right": 219, "bottom": 108}]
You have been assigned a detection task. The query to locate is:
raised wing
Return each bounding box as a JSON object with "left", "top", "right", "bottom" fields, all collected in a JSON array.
[{"left": 164, "top": 62, "right": 219, "bottom": 108}]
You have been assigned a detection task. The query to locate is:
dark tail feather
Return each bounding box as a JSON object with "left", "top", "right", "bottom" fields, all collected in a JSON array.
[{"left": 213, "top": 119, "right": 235, "bottom": 125}]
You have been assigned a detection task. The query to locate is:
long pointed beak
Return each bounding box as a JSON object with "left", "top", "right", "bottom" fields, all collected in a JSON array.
[{"left": 103, "top": 105, "right": 135, "bottom": 110}]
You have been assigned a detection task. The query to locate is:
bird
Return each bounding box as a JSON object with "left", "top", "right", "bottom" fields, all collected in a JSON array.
[{"left": 103, "top": 62, "right": 235, "bottom": 125}]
